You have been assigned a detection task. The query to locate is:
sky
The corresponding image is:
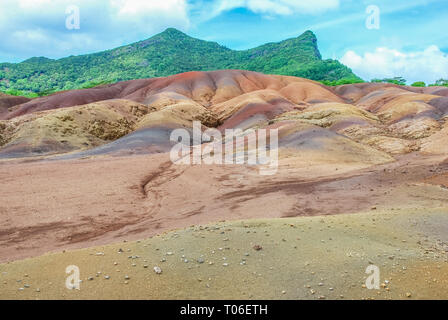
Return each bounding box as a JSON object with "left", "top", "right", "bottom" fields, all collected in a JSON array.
[{"left": 0, "top": 0, "right": 447, "bottom": 84}]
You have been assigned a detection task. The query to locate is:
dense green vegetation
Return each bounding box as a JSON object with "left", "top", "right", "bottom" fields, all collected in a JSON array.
[
  {"left": 0, "top": 28, "right": 361, "bottom": 96},
  {"left": 371, "top": 77, "right": 407, "bottom": 86},
  {"left": 429, "top": 79, "right": 448, "bottom": 87},
  {"left": 411, "top": 81, "right": 426, "bottom": 87},
  {"left": 320, "top": 77, "right": 365, "bottom": 86},
  {"left": 1, "top": 88, "right": 38, "bottom": 98},
  {"left": 370, "top": 77, "right": 448, "bottom": 87}
]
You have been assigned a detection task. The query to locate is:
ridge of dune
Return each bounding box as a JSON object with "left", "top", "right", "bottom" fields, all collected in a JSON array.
[{"left": 2, "top": 70, "right": 448, "bottom": 160}]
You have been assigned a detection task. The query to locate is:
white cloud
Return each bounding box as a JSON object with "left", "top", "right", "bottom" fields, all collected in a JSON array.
[
  {"left": 192, "top": 0, "right": 339, "bottom": 22},
  {"left": 0, "top": 0, "right": 190, "bottom": 61},
  {"left": 110, "top": 0, "right": 189, "bottom": 28},
  {"left": 341, "top": 46, "right": 448, "bottom": 84}
]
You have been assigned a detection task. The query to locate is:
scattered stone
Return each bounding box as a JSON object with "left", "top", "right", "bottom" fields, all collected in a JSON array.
[
  {"left": 154, "top": 266, "right": 162, "bottom": 274},
  {"left": 197, "top": 257, "right": 205, "bottom": 264}
]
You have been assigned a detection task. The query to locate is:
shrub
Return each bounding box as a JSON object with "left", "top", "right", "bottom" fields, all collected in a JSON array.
[
  {"left": 371, "top": 77, "right": 406, "bottom": 85},
  {"left": 411, "top": 81, "right": 426, "bottom": 87}
]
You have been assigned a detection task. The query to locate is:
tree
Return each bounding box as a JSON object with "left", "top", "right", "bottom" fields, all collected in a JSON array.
[
  {"left": 411, "top": 81, "right": 426, "bottom": 87},
  {"left": 370, "top": 77, "right": 406, "bottom": 85},
  {"left": 435, "top": 79, "right": 448, "bottom": 86}
]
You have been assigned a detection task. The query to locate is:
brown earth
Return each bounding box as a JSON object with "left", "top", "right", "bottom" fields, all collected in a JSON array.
[{"left": 1, "top": 70, "right": 448, "bottom": 299}]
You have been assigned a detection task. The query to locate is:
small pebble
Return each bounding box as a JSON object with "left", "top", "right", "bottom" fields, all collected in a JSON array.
[
  {"left": 154, "top": 266, "right": 162, "bottom": 274},
  {"left": 197, "top": 257, "right": 205, "bottom": 264}
]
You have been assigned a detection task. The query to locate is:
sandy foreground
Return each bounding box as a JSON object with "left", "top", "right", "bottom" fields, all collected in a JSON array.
[
  {"left": 1, "top": 209, "right": 448, "bottom": 299},
  {"left": 0, "top": 151, "right": 447, "bottom": 299}
]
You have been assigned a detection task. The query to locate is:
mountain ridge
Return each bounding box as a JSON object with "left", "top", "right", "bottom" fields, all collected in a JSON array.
[{"left": 0, "top": 28, "right": 360, "bottom": 96}]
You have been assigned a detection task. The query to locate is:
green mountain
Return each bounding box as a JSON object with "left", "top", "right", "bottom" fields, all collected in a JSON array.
[{"left": 0, "top": 28, "right": 361, "bottom": 97}]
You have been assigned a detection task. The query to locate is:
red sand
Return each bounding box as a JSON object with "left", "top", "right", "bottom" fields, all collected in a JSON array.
[{"left": 1, "top": 151, "right": 447, "bottom": 263}]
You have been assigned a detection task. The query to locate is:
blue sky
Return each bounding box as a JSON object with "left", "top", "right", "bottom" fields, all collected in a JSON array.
[{"left": 0, "top": 0, "right": 447, "bottom": 83}]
